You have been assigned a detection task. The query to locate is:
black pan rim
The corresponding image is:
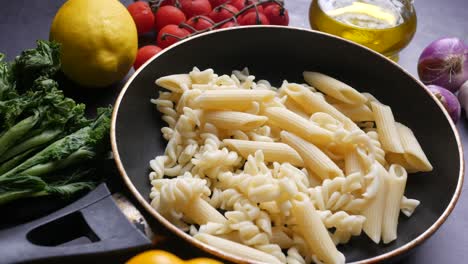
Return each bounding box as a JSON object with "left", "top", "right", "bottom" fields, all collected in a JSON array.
[{"left": 110, "top": 25, "right": 465, "bottom": 264}]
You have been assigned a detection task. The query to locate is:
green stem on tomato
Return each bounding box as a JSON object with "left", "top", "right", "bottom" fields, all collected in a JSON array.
[
  {"left": 161, "top": 32, "right": 186, "bottom": 41},
  {"left": 196, "top": 15, "right": 216, "bottom": 25},
  {"left": 166, "top": 0, "right": 284, "bottom": 42},
  {"left": 192, "top": 0, "right": 281, "bottom": 35},
  {"left": 179, "top": 22, "right": 198, "bottom": 33}
]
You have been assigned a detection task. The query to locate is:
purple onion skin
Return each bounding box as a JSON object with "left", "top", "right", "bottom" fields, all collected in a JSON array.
[
  {"left": 427, "top": 85, "right": 461, "bottom": 123},
  {"left": 418, "top": 38, "right": 468, "bottom": 92}
]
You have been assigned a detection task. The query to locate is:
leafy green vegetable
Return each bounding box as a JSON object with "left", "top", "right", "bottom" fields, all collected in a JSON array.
[
  {"left": 0, "top": 53, "right": 16, "bottom": 100},
  {"left": 2, "top": 107, "right": 110, "bottom": 178},
  {"left": 11, "top": 40, "right": 61, "bottom": 91},
  {"left": 0, "top": 41, "right": 111, "bottom": 205}
]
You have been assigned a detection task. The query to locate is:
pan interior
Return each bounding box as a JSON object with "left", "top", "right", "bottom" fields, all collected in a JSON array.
[{"left": 114, "top": 27, "right": 461, "bottom": 263}]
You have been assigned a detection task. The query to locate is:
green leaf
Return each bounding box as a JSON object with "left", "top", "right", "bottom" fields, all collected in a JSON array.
[
  {"left": 45, "top": 181, "right": 95, "bottom": 198},
  {"left": 0, "top": 53, "right": 16, "bottom": 100},
  {"left": 11, "top": 41, "right": 61, "bottom": 91},
  {"left": 0, "top": 107, "right": 111, "bottom": 179}
]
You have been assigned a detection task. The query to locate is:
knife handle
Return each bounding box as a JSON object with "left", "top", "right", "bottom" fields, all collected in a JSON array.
[{"left": 0, "top": 184, "right": 151, "bottom": 264}]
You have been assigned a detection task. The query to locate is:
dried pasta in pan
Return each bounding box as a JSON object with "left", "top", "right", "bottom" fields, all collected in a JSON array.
[
  {"left": 281, "top": 131, "right": 343, "bottom": 179},
  {"left": 362, "top": 163, "right": 388, "bottom": 243},
  {"left": 371, "top": 101, "right": 404, "bottom": 153},
  {"left": 223, "top": 139, "right": 304, "bottom": 167},
  {"left": 204, "top": 111, "right": 268, "bottom": 131},
  {"left": 194, "top": 89, "right": 276, "bottom": 110},
  {"left": 382, "top": 164, "right": 408, "bottom": 244},
  {"left": 263, "top": 107, "right": 334, "bottom": 145},
  {"left": 395, "top": 122, "right": 433, "bottom": 172},
  {"left": 303, "top": 71, "right": 367, "bottom": 105},
  {"left": 282, "top": 82, "right": 357, "bottom": 130},
  {"left": 149, "top": 67, "right": 430, "bottom": 264},
  {"left": 155, "top": 73, "right": 192, "bottom": 93}
]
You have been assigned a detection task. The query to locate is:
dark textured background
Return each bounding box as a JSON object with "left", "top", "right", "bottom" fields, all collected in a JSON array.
[{"left": 0, "top": 0, "right": 467, "bottom": 263}]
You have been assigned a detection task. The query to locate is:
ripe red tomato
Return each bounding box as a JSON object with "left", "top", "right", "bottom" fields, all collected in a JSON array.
[
  {"left": 154, "top": 6, "right": 187, "bottom": 32},
  {"left": 127, "top": 1, "right": 155, "bottom": 34},
  {"left": 134, "top": 45, "right": 163, "bottom": 70},
  {"left": 209, "top": 0, "right": 230, "bottom": 8},
  {"left": 238, "top": 11, "right": 269, "bottom": 25},
  {"left": 219, "top": 21, "right": 237, "bottom": 28},
  {"left": 261, "top": 1, "right": 276, "bottom": 9},
  {"left": 186, "top": 16, "right": 215, "bottom": 31},
  {"left": 157, "top": 24, "right": 191, "bottom": 48},
  {"left": 208, "top": 4, "right": 239, "bottom": 23},
  {"left": 179, "top": 0, "right": 212, "bottom": 19},
  {"left": 160, "top": 0, "right": 176, "bottom": 6},
  {"left": 244, "top": 0, "right": 264, "bottom": 14},
  {"left": 228, "top": 0, "right": 245, "bottom": 11},
  {"left": 263, "top": 4, "right": 289, "bottom": 25}
]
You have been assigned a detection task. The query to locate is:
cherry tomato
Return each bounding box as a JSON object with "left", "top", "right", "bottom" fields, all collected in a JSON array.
[
  {"left": 209, "top": 0, "right": 230, "bottom": 8},
  {"left": 261, "top": 1, "right": 277, "bottom": 9},
  {"left": 127, "top": 1, "right": 155, "bottom": 34},
  {"left": 157, "top": 24, "right": 191, "bottom": 48},
  {"left": 228, "top": 0, "right": 245, "bottom": 10},
  {"left": 219, "top": 20, "right": 237, "bottom": 28},
  {"left": 243, "top": 0, "right": 264, "bottom": 14},
  {"left": 238, "top": 11, "right": 269, "bottom": 25},
  {"left": 186, "top": 16, "right": 215, "bottom": 31},
  {"left": 154, "top": 6, "right": 187, "bottom": 32},
  {"left": 208, "top": 4, "right": 239, "bottom": 23},
  {"left": 179, "top": 0, "right": 212, "bottom": 19},
  {"left": 263, "top": 4, "right": 289, "bottom": 25},
  {"left": 134, "top": 45, "right": 163, "bottom": 70},
  {"left": 159, "top": 0, "right": 176, "bottom": 6}
]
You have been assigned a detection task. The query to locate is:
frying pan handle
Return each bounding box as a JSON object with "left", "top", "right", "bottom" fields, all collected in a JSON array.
[{"left": 0, "top": 183, "right": 152, "bottom": 264}]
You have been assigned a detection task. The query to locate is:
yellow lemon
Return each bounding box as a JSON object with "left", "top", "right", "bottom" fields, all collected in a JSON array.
[{"left": 50, "top": 0, "right": 137, "bottom": 87}]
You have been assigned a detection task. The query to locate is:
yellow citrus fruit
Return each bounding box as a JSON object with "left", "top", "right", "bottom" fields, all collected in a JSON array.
[
  {"left": 126, "top": 250, "right": 184, "bottom": 264},
  {"left": 50, "top": 0, "right": 137, "bottom": 87}
]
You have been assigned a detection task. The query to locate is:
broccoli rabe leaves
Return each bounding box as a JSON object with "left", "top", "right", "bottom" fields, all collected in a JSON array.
[
  {"left": 0, "top": 53, "right": 16, "bottom": 100},
  {"left": 0, "top": 41, "right": 111, "bottom": 205},
  {"left": 11, "top": 41, "right": 61, "bottom": 91}
]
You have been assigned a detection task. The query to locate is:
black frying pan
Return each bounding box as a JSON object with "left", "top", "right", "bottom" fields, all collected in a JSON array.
[{"left": 111, "top": 26, "right": 463, "bottom": 263}]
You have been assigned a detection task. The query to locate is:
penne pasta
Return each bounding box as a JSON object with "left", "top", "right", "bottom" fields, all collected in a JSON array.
[
  {"left": 344, "top": 150, "right": 362, "bottom": 175},
  {"left": 284, "top": 97, "right": 310, "bottom": 119},
  {"left": 400, "top": 196, "right": 420, "bottom": 217},
  {"left": 271, "top": 227, "right": 295, "bottom": 249},
  {"left": 263, "top": 107, "right": 334, "bottom": 145},
  {"left": 189, "top": 68, "right": 215, "bottom": 84},
  {"left": 156, "top": 73, "right": 192, "bottom": 93},
  {"left": 362, "top": 163, "right": 388, "bottom": 244},
  {"left": 303, "top": 71, "right": 367, "bottom": 105},
  {"left": 194, "top": 89, "right": 276, "bottom": 111},
  {"left": 382, "top": 164, "right": 408, "bottom": 244},
  {"left": 194, "top": 233, "right": 283, "bottom": 264},
  {"left": 333, "top": 103, "right": 374, "bottom": 122},
  {"left": 395, "top": 122, "right": 433, "bottom": 172},
  {"left": 371, "top": 101, "right": 404, "bottom": 153},
  {"left": 291, "top": 193, "right": 345, "bottom": 264},
  {"left": 204, "top": 111, "right": 268, "bottom": 131},
  {"left": 385, "top": 152, "right": 418, "bottom": 173},
  {"left": 281, "top": 131, "right": 343, "bottom": 179},
  {"left": 184, "top": 197, "right": 227, "bottom": 225},
  {"left": 223, "top": 139, "right": 304, "bottom": 167},
  {"left": 283, "top": 83, "right": 358, "bottom": 130},
  {"left": 150, "top": 68, "right": 431, "bottom": 264}
]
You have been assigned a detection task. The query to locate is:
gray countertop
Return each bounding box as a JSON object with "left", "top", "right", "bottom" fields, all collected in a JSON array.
[{"left": 0, "top": 0, "right": 467, "bottom": 263}]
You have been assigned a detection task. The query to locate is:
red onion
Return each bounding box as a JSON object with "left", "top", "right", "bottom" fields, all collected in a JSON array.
[
  {"left": 427, "top": 85, "right": 460, "bottom": 123},
  {"left": 418, "top": 38, "right": 468, "bottom": 92},
  {"left": 457, "top": 81, "right": 468, "bottom": 118}
]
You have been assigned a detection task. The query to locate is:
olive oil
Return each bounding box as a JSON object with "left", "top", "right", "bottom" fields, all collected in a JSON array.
[{"left": 309, "top": 0, "right": 417, "bottom": 61}]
